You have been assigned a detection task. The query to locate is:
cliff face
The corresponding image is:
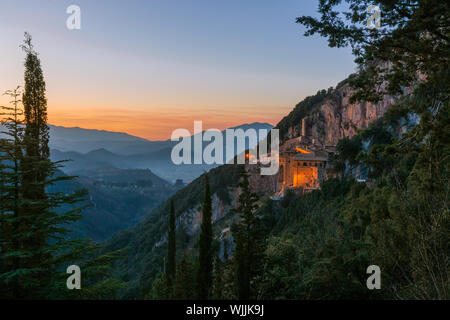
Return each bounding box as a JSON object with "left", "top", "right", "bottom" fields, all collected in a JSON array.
[
  {"left": 279, "top": 82, "right": 395, "bottom": 146},
  {"left": 181, "top": 191, "right": 238, "bottom": 236}
]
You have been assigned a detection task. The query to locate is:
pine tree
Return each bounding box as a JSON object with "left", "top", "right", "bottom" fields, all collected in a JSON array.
[
  {"left": 197, "top": 174, "right": 213, "bottom": 299},
  {"left": 0, "top": 87, "right": 25, "bottom": 298},
  {"left": 166, "top": 199, "right": 176, "bottom": 289},
  {"left": 232, "top": 171, "right": 265, "bottom": 300}
]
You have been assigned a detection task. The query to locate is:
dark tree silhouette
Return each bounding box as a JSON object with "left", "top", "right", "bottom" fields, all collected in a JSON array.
[{"left": 197, "top": 174, "right": 213, "bottom": 299}]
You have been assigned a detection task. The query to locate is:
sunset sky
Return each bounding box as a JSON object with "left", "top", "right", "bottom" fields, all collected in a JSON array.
[{"left": 0, "top": 0, "right": 356, "bottom": 140}]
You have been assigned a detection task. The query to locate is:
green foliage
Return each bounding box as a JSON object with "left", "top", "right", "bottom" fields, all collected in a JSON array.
[
  {"left": 287, "top": 3, "right": 450, "bottom": 299},
  {"left": 336, "top": 135, "right": 362, "bottom": 172},
  {"left": 232, "top": 171, "right": 266, "bottom": 300},
  {"left": 173, "top": 251, "right": 196, "bottom": 300},
  {"left": 260, "top": 236, "right": 302, "bottom": 299},
  {"left": 297, "top": 0, "right": 449, "bottom": 103},
  {"left": 197, "top": 174, "right": 213, "bottom": 299},
  {"left": 53, "top": 168, "right": 178, "bottom": 241},
  {"left": 212, "top": 255, "right": 224, "bottom": 299},
  {"left": 167, "top": 199, "right": 176, "bottom": 288},
  {"left": 149, "top": 272, "right": 171, "bottom": 300},
  {"left": 257, "top": 178, "right": 377, "bottom": 299},
  {"left": 257, "top": 74, "right": 449, "bottom": 299},
  {"left": 259, "top": 97, "right": 449, "bottom": 299},
  {"left": 106, "top": 164, "right": 244, "bottom": 298},
  {"left": 0, "top": 87, "right": 25, "bottom": 298}
]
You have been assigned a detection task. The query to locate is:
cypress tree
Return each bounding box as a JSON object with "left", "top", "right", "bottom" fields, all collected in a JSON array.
[
  {"left": 0, "top": 33, "right": 123, "bottom": 299},
  {"left": 212, "top": 255, "right": 223, "bottom": 299},
  {"left": 223, "top": 238, "right": 229, "bottom": 261},
  {"left": 18, "top": 32, "right": 53, "bottom": 297},
  {"left": 233, "top": 171, "right": 265, "bottom": 300},
  {"left": 167, "top": 199, "right": 176, "bottom": 288},
  {"left": 197, "top": 174, "right": 213, "bottom": 299}
]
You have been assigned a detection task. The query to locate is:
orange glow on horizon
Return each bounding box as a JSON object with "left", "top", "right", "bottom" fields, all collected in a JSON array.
[{"left": 48, "top": 106, "right": 283, "bottom": 141}]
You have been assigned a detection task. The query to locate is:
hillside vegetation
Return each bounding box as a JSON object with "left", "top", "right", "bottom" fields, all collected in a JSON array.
[
  {"left": 50, "top": 168, "right": 182, "bottom": 241},
  {"left": 104, "top": 0, "right": 449, "bottom": 300},
  {"left": 104, "top": 164, "right": 244, "bottom": 298}
]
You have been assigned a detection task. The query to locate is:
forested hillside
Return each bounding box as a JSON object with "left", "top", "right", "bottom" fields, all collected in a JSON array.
[
  {"left": 104, "top": 164, "right": 244, "bottom": 298},
  {"left": 107, "top": 84, "right": 448, "bottom": 299},
  {"left": 49, "top": 168, "right": 182, "bottom": 241},
  {"left": 104, "top": 0, "right": 449, "bottom": 300}
]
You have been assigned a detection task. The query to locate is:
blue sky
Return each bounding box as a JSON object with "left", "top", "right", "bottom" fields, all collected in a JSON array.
[{"left": 0, "top": 0, "right": 356, "bottom": 139}]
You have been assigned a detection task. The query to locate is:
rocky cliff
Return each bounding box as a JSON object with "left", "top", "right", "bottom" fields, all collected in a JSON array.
[{"left": 277, "top": 78, "right": 395, "bottom": 147}]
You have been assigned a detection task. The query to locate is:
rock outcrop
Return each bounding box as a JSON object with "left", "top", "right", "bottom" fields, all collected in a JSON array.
[{"left": 279, "top": 81, "right": 395, "bottom": 147}]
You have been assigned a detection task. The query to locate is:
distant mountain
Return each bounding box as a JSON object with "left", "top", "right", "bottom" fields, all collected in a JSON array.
[
  {"left": 46, "top": 122, "right": 272, "bottom": 241},
  {"left": 49, "top": 122, "right": 273, "bottom": 156},
  {"left": 51, "top": 149, "right": 117, "bottom": 173},
  {"left": 48, "top": 125, "right": 172, "bottom": 155},
  {"left": 50, "top": 147, "right": 210, "bottom": 183},
  {"left": 50, "top": 122, "right": 274, "bottom": 183}
]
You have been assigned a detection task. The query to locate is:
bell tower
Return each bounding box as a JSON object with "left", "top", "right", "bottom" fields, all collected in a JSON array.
[{"left": 301, "top": 118, "right": 307, "bottom": 137}]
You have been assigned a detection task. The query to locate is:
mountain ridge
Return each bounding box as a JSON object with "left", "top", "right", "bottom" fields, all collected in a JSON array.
[
  {"left": 50, "top": 122, "right": 274, "bottom": 183},
  {"left": 48, "top": 122, "right": 274, "bottom": 155}
]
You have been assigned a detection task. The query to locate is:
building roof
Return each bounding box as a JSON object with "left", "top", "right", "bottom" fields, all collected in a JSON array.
[{"left": 293, "top": 153, "right": 328, "bottom": 161}]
